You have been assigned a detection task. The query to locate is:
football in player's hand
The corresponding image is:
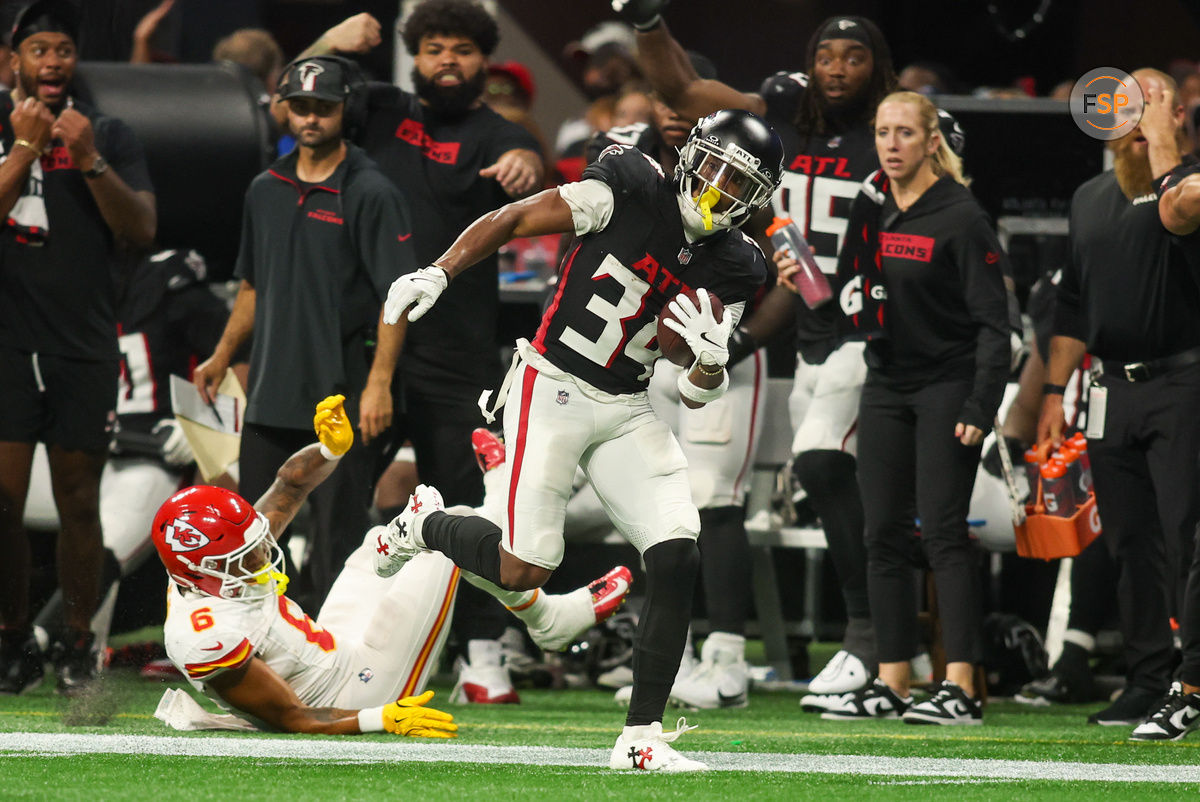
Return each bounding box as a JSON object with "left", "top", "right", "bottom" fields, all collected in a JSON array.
[{"left": 656, "top": 288, "right": 724, "bottom": 367}]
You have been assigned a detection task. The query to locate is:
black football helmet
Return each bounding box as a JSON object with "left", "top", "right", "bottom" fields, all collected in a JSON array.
[{"left": 675, "top": 109, "right": 784, "bottom": 233}]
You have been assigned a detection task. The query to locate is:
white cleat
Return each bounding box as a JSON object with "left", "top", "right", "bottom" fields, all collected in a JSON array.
[
  {"left": 669, "top": 632, "right": 749, "bottom": 709},
  {"left": 526, "top": 566, "right": 632, "bottom": 652},
  {"left": 807, "top": 649, "right": 870, "bottom": 695},
  {"left": 610, "top": 718, "right": 708, "bottom": 772},
  {"left": 371, "top": 484, "right": 443, "bottom": 578},
  {"left": 450, "top": 639, "right": 520, "bottom": 704}
]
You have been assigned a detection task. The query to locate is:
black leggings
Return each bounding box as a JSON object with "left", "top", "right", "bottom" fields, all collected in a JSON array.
[{"left": 857, "top": 377, "right": 983, "bottom": 665}]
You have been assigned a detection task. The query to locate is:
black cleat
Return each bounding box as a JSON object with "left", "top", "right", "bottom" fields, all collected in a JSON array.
[
  {"left": 54, "top": 631, "right": 100, "bottom": 697},
  {"left": 1088, "top": 685, "right": 1161, "bottom": 726},
  {"left": 0, "top": 631, "right": 45, "bottom": 695}
]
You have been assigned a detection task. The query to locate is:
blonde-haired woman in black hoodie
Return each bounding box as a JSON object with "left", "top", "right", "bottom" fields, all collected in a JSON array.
[{"left": 789, "top": 90, "right": 1015, "bottom": 724}]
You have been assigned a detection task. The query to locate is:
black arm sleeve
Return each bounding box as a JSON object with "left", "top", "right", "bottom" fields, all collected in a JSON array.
[
  {"left": 1053, "top": 199, "right": 1085, "bottom": 342},
  {"left": 954, "top": 214, "right": 1014, "bottom": 429}
]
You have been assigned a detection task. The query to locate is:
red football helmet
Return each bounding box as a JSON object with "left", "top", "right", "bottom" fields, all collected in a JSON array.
[{"left": 151, "top": 485, "right": 287, "bottom": 599}]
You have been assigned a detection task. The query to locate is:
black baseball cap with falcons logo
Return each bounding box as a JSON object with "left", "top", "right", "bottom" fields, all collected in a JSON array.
[{"left": 278, "top": 58, "right": 349, "bottom": 103}]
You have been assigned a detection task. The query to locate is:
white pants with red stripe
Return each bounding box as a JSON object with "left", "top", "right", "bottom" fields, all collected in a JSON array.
[
  {"left": 319, "top": 534, "right": 459, "bottom": 708},
  {"left": 499, "top": 349, "right": 700, "bottom": 570},
  {"left": 648, "top": 349, "right": 768, "bottom": 509},
  {"left": 789, "top": 341, "right": 867, "bottom": 456}
]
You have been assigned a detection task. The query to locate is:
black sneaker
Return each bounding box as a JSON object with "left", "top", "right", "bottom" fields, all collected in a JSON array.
[
  {"left": 1129, "top": 683, "right": 1200, "bottom": 741},
  {"left": 0, "top": 631, "right": 44, "bottom": 695},
  {"left": 1087, "top": 685, "right": 1161, "bottom": 726},
  {"left": 820, "top": 678, "right": 912, "bottom": 720},
  {"left": 902, "top": 680, "right": 983, "bottom": 725},
  {"left": 54, "top": 631, "right": 99, "bottom": 697},
  {"left": 1017, "top": 655, "right": 1098, "bottom": 704}
]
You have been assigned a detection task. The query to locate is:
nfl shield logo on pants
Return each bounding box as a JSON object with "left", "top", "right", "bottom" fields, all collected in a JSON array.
[{"left": 556, "top": 390, "right": 569, "bottom": 405}]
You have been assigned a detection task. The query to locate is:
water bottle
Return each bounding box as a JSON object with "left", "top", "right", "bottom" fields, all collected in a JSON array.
[
  {"left": 766, "top": 217, "right": 833, "bottom": 310},
  {"left": 1068, "top": 433, "right": 1093, "bottom": 494},
  {"left": 1040, "top": 459, "right": 1077, "bottom": 517},
  {"left": 1023, "top": 448, "right": 1041, "bottom": 498},
  {"left": 1055, "top": 446, "right": 1085, "bottom": 501}
]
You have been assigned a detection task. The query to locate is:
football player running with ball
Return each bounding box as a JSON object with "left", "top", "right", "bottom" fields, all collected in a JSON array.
[
  {"left": 153, "top": 396, "right": 626, "bottom": 735},
  {"left": 379, "top": 110, "right": 783, "bottom": 771}
]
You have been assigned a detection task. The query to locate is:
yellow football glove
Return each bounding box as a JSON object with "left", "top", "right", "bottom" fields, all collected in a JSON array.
[
  {"left": 313, "top": 394, "right": 353, "bottom": 458},
  {"left": 382, "top": 690, "right": 457, "bottom": 738}
]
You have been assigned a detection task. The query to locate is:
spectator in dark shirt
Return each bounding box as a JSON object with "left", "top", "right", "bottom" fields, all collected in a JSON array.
[
  {"left": 1041, "top": 70, "right": 1200, "bottom": 732},
  {"left": 0, "top": 0, "right": 155, "bottom": 696}
]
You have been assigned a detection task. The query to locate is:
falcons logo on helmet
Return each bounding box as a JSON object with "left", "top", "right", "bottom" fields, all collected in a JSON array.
[
  {"left": 164, "top": 518, "right": 211, "bottom": 553},
  {"left": 297, "top": 62, "right": 325, "bottom": 92}
]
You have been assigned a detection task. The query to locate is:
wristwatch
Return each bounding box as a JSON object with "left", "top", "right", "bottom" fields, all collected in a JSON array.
[{"left": 83, "top": 155, "right": 108, "bottom": 179}]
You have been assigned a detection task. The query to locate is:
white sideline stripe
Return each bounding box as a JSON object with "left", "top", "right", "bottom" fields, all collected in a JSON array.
[{"left": 0, "top": 732, "right": 1198, "bottom": 783}]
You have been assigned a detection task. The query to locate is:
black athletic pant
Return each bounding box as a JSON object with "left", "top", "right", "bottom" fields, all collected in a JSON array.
[
  {"left": 1088, "top": 364, "right": 1200, "bottom": 691},
  {"left": 1066, "top": 534, "right": 1118, "bottom": 636},
  {"left": 858, "top": 377, "right": 983, "bottom": 665},
  {"left": 239, "top": 421, "right": 373, "bottom": 611}
]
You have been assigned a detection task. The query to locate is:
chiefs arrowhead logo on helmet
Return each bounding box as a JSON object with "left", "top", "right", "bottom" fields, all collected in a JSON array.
[{"left": 164, "top": 518, "right": 211, "bottom": 553}]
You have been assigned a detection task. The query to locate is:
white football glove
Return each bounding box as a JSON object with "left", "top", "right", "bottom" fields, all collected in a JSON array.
[
  {"left": 153, "top": 419, "right": 194, "bottom": 467},
  {"left": 662, "top": 289, "right": 731, "bottom": 369},
  {"left": 383, "top": 266, "right": 449, "bottom": 325}
]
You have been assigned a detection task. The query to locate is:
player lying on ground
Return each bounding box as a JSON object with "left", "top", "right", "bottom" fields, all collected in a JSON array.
[{"left": 151, "top": 395, "right": 630, "bottom": 735}]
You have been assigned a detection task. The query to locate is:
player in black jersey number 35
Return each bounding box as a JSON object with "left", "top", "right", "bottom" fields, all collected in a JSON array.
[{"left": 378, "top": 109, "right": 783, "bottom": 772}]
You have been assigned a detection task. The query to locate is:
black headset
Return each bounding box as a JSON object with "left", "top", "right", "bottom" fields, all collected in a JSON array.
[{"left": 277, "top": 55, "right": 369, "bottom": 142}]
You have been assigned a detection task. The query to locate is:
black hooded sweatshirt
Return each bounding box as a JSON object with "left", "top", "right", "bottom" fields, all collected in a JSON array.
[{"left": 840, "top": 173, "right": 1014, "bottom": 430}]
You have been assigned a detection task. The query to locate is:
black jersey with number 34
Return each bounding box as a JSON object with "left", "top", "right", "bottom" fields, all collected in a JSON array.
[{"left": 532, "top": 146, "right": 766, "bottom": 395}]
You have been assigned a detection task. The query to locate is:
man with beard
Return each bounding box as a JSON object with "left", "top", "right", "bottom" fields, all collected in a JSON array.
[
  {"left": 195, "top": 56, "right": 415, "bottom": 615},
  {"left": 0, "top": 0, "right": 155, "bottom": 695},
  {"left": 293, "top": 1, "right": 543, "bottom": 703},
  {"left": 614, "top": 1, "right": 896, "bottom": 702},
  {"left": 1039, "top": 69, "right": 1200, "bottom": 729}
]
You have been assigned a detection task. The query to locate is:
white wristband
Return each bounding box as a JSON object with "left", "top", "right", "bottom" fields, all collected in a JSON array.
[
  {"left": 676, "top": 367, "right": 729, "bottom": 405},
  {"left": 319, "top": 443, "right": 343, "bottom": 461},
  {"left": 357, "top": 706, "right": 385, "bottom": 733}
]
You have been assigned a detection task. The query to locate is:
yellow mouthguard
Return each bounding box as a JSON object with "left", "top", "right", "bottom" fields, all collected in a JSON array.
[
  {"left": 256, "top": 569, "right": 290, "bottom": 596},
  {"left": 697, "top": 185, "right": 722, "bottom": 231}
]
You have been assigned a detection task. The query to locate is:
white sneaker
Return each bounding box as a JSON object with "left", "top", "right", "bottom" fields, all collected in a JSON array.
[
  {"left": 609, "top": 718, "right": 707, "bottom": 772},
  {"left": 372, "top": 484, "right": 443, "bottom": 578},
  {"left": 669, "top": 632, "right": 749, "bottom": 709},
  {"left": 450, "top": 639, "right": 520, "bottom": 704},
  {"left": 614, "top": 636, "right": 699, "bottom": 707},
  {"left": 525, "top": 566, "right": 632, "bottom": 652},
  {"left": 807, "top": 649, "right": 870, "bottom": 694},
  {"left": 800, "top": 690, "right": 856, "bottom": 713}
]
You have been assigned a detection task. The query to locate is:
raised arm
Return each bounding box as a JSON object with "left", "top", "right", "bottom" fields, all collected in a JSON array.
[
  {"left": 54, "top": 109, "right": 156, "bottom": 247},
  {"left": 615, "top": 3, "right": 765, "bottom": 120},
  {"left": 0, "top": 99, "right": 55, "bottom": 219},
  {"left": 254, "top": 395, "right": 356, "bottom": 534},
  {"left": 382, "top": 188, "right": 574, "bottom": 324},
  {"left": 206, "top": 657, "right": 456, "bottom": 736},
  {"left": 1160, "top": 172, "right": 1200, "bottom": 236}
]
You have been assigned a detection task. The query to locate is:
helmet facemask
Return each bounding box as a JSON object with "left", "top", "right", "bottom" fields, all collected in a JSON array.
[
  {"left": 178, "top": 513, "right": 289, "bottom": 599},
  {"left": 677, "top": 137, "right": 776, "bottom": 234}
]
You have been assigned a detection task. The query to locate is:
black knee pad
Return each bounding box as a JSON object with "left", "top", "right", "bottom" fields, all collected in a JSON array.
[
  {"left": 793, "top": 449, "right": 856, "bottom": 502},
  {"left": 698, "top": 505, "right": 744, "bottom": 534}
]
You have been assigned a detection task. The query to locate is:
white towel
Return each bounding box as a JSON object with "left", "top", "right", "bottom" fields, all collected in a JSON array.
[{"left": 153, "top": 688, "right": 259, "bottom": 732}]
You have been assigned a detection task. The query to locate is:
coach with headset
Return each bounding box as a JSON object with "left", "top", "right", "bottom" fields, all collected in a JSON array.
[{"left": 194, "top": 56, "right": 417, "bottom": 607}]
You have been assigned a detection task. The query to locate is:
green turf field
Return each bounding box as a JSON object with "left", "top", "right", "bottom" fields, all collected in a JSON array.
[{"left": 2, "top": 637, "right": 1198, "bottom": 800}]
